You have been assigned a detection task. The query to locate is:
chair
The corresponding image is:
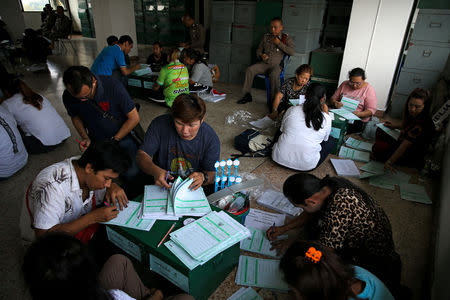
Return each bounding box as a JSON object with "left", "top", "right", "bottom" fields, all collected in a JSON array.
[
  {"left": 55, "top": 19, "right": 75, "bottom": 55},
  {"left": 257, "top": 55, "right": 290, "bottom": 108}
]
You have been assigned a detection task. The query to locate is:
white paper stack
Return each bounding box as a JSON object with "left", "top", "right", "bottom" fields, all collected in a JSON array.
[
  {"left": 166, "top": 211, "right": 251, "bottom": 269},
  {"left": 140, "top": 177, "right": 212, "bottom": 220},
  {"left": 330, "top": 158, "right": 361, "bottom": 177},
  {"left": 256, "top": 189, "right": 303, "bottom": 216},
  {"left": 227, "top": 287, "right": 263, "bottom": 300}
]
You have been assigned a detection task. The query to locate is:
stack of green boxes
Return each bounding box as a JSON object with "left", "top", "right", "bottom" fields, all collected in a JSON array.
[
  {"left": 208, "top": 1, "right": 234, "bottom": 82},
  {"left": 106, "top": 199, "right": 242, "bottom": 300},
  {"left": 228, "top": 1, "right": 257, "bottom": 84},
  {"left": 134, "top": 0, "right": 189, "bottom": 45},
  {"left": 78, "top": 0, "right": 95, "bottom": 38},
  {"left": 252, "top": 0, "right": 283, "bottom": 89},
  {"left": 310, "top": 48, "right": 343, "bottom": 99}
]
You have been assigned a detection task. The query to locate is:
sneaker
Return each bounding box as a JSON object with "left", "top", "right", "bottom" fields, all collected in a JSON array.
[{"left": 237, "top": 93, "right": 252, "bottom": 104}]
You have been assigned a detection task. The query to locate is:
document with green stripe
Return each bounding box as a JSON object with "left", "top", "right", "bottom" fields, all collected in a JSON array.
[
  {"left": 341, "top": 96, "right": 360, "bottom": 111},
  {"left": 338, "top": 146, "right": 370, "bottom": 162},
  {"left": 103, "top": 201, "right": 155, "bottom": 231},
  {"left": 235, "top": 256, "right": 289, "bottom": 291},
  {"left": 345, "top": 137, "right": 373, "bottom": 152},
  {"left": 169, "top": 211, "right": 250, "bottom": 262},
  {"left": 172, "top": 177, "right": 212, "bottom": 217},
  {"left": 240, "top": 227, "right": 280, "bottom": 257},
  {"left": 141, "top": 185, "right": 178, "bottom": 220}
]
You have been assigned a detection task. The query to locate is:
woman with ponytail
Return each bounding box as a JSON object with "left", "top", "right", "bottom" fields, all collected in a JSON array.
[
  {"left": 0, "top": 73, "right": 70, "bottom": 153},
  {"left": 280, "top": 240, "right": 394, "bottom": 300},
  {"left": 272, "top": 83, "right": 336, "bottom": 171}
]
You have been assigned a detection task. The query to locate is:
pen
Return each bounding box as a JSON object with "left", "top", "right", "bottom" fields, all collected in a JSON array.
[
  {"left": 75, "top": 138, "right": 87, "bottom": 149},
  {"left": 157, "top": 222, "right": 176, "bottom": 248},
  {"left": 271, "top": 222, "right": 275, "bottom": 234},
  {"left": 163, "top": 171, "right": 170, "bottom": 192}
]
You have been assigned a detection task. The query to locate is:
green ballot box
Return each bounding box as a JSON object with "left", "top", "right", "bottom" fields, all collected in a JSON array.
[
  {"left": 127, "top": 73, "right": 158, "bottom": 99},
  {"left": 331, "top": 115, "right": 348, "bottom": 154},
  {"left": 106, "top": 201, "right": 241, "bottom": 300}
]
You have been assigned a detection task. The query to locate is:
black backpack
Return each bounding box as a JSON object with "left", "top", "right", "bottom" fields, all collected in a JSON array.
[{"left": 233, "top": 129, "right": 273, "bottom": 158}]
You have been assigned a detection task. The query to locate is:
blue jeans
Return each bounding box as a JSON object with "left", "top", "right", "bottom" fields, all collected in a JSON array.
[{"left": 118, "top": 136, "right": 140, "bottom": 181}]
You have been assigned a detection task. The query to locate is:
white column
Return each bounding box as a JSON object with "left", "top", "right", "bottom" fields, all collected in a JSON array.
[
  {"left": 339, "top": 0, "right": 415, "bottom": 111},
  {"left": 91, "top": 0, "right": 138, "bottom": 56}
]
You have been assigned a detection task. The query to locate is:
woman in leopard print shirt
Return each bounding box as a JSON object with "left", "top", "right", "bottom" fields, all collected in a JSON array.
[{"left": 268, "top": 174, "right": 401, "bottom": 295}]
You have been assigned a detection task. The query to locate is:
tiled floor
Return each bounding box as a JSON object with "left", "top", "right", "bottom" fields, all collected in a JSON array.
[{"left": 0, "top": 37, "right": 434, "bottom": 300}]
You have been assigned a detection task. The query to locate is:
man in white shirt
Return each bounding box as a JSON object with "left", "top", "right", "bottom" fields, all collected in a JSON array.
[{"left": 20, "top": 140, "right": 131, "bottom": 242}]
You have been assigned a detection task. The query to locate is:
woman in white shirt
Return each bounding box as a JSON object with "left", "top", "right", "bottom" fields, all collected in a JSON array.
[
  {"left": 183, "top": 48, "right": 213, "bottom": 92},
  {"left": 0, "top": 74, "right": 70, "bottom": 153},
  {"left": 272, "top": 83, "right": 336, "bottom": 171}
]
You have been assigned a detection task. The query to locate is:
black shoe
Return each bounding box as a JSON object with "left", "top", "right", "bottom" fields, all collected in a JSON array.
[{"left": 237, "top": 93, "right": 252, "bottom": 104}]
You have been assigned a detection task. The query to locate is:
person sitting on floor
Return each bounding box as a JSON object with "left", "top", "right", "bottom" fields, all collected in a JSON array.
[
  {"left": 19, "top": 140, "right": 130, "bottom": 243},
  {"left": 146, "top": 41, "right": 168, "bottom": 72},
  {"left": 106, "top": 35, "right": 118, "bottom": 46},
  {"left": 41, "top": 5, "right": 56, "bottom": 38},
  {"left": 137, "top": 94, "right": 219, "bottom": 194},
  {"left": 91, "top": 35, "right": 140, "bottom": 86},
  {"left": 62, "top": 66, "right": 141, "bottom": 181},
  {"left": 280, "top": 240, "right": 394, "bottom": 300},
  {"left": 330, "top": 67, "right": 378, "bottom": 133},
  {"left": 372, "top": 88, "right": 435, "bottom": 171},
  {"left": 183, "top": 48, "right": 213, "bottom": 93},
  {"left": 0, "top": 105, "right": 28, "bottom": 180},
  {"left": 238, "top": 17, "right": 295, "bottom": 105},
  {"left": 267, "top": 174, "right": 402, "bottom": 297},
  {"left": 49, "top": 6, "right": 71, "bottom": 47},
  {"left": 22, "top": 28, "right": 52, "bottom": 64},
  {"left": 0, "top": 74, "right": 70, "bottom": 154},
  {"left": 23, "top": 233, "right": 194, "bottom": 300},
  {"left": 149, "top": 48, "right": 189, "bottom": 107},
  {"left": 272, "top": 83, "right": 335, "bottom": 171},
  {"left": 268, "top": 64, "right": 312, "bottom": 120}
]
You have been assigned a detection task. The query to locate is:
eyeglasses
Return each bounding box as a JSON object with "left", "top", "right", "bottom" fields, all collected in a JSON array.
[{"left": 349, "top": 80, "right": 363, "bottom": 86}]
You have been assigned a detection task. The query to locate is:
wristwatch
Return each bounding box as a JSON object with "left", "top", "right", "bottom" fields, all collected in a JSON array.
[{"left": 202, "top": 171, "right": 209, "bottom": 185}]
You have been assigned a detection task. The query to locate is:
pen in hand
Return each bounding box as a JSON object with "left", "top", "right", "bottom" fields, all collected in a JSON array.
[{"left": 163, "top": 171, "right": 170, "bottom": 191}]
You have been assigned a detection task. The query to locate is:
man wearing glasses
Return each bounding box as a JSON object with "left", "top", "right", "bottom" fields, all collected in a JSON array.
[{"left": 62, "top": 66, "right": 140, "bottom": 181}]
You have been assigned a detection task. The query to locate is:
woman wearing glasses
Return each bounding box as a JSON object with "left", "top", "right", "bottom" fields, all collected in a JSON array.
[{"left": 330, "top": 68, "right": 378, "bottom": 133}]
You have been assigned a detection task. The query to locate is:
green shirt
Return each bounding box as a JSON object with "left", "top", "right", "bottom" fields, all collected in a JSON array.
[{"left": 156, "top": 60, "right": 189, "bottom": 107}]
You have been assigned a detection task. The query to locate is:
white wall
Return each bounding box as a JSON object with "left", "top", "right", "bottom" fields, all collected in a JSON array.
[
  {"left": 68, "top": 0, "right": 81, "bottom": 32},
  {"left": 1, "top": 0, "right": 25, "bottom": 41},
  {"left": 91, "top": 0, "right": 138, "bottom": 56},
  {"left": 432, "top": 120, "right": 450, "bottom": 300},
  {"left": 339, "top": 0, "right": 415, "bottom": 110},
  {"left": 23, "top": 12, "right": 42, "bottom": 30}
]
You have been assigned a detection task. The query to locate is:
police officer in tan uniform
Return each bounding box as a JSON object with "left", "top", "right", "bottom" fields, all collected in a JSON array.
[
  {"left": 238, "top": 17, "right": 295, "bottom": 104},
  {"left": 180, "top": 13, "right": 205, "bottom": 54}
]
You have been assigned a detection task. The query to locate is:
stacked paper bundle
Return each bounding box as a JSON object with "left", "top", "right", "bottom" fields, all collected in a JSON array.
[
  {"left": 140, "top": 177, "right": 212, "bottom": 220},
  {"left": 165, "top": 211, "right": 251, "bottom": 269}
]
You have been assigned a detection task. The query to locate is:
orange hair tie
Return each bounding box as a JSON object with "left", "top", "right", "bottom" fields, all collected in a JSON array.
[{"left": 305, "top": 247, "right": 322, "bottom": 263}]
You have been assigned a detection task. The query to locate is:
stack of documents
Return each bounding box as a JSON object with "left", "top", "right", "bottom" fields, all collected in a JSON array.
[
  {"left": 133, "top": 64, "right": 152, "bottom": 76},
  {"left": 399, "top": 183, "right": 432, "bottom": 204},
  {"left": 102, "top": 201, "right": 156, "bottom": 231},
  {"left": 249, "top": 116, "right": 275, "bottom": 130},
  {"left": 345, "top": 137, "right": 373, "bottom": 152},
  {"left": 141, "top": 177, "right": 212, "bottom": 219},
  {"left": 338, "top": 146, "right": 370, "bottom": 162},
  {"left": 235, "top": 255, "right": 289, "bottom": 291},
  {"left": 376, "top": 123, "right": 401, "bottom": 140},
  {"left": 256, "top": 189, "right": 303, "bottom": 216},
  {"left": 330, "top": 96, "right": 361, "bottom": 121},
  {"left": 227, "top": 287, "right": 263, "bottom": 300},
  {"left": 330, "top": 158, "right": 360, "bottom": 177},
  {"left": 166, "top": 211, "right": 251, "bottom": 269}
]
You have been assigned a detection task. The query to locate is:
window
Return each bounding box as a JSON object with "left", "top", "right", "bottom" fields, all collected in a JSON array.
[{"left": 20, "top": 0, "right": 50, "bottom": 12}]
